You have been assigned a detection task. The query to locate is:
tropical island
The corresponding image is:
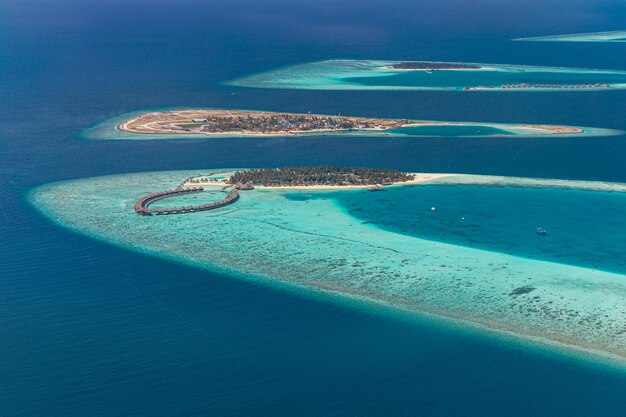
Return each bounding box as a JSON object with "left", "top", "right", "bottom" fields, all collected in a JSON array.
[
  {"left": 133, "top": 167, "right": 423, "bottom": 216},
  {"left": 184, "top": 166, "right": 437, "bottom": 190},
  {"left": 31, "top": 168, "right": 626, "bottom": 363},
  {"left": 109, "top": 109, "right": 609, "bottom": 140},
  {"left": 390, "top": 62, "right": 481, "bottom": 70},
  {"left": 228, "top": 166, "right": 415, "bottom": 187},
  {"left": 118, "top": 110, "right": 412, "bottom": 136}
]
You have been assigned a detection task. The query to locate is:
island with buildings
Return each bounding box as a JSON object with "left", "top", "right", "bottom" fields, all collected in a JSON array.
[
  {"left": 118, "top": 110, "right": 414, "bottom": 136},
  {"left": 108, "top": 108, "right": 618, "bottom": 140}
]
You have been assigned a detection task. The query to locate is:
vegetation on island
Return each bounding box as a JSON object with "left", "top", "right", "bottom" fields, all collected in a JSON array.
[
  {"left": 228, "top": 166, "right": 415, "bottom": 186},
  {"left": 196, "top": 114, "right": 377, "bottom": 133},
  {"left": 392, "top": 62, "right": 481, "bottom": 70},
  {"left": 120, "top": 110, "right": 412, "bottom": 136}
]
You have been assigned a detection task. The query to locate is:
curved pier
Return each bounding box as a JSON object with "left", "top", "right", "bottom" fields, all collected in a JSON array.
[{"left": 134, "top": 187, "right": 239, "bottom": 216}]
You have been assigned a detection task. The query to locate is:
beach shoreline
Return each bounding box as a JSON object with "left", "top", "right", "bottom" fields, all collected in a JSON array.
[
  {"left": 181, "top": 172, "right": 452, "bottom": 190},
  {"left": 28, "top": 169, "right": 626, "bottom": 367}
]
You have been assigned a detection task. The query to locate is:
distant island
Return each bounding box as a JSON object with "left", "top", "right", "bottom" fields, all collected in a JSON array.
[
  {"left": 225, "top": 59, "right": 626, "bottom": 92},
  {"left": 114, "top": 109, "right": 596, "bottom": 139},
  {"left": 118, "top": 110, "right": 413, "bottom": 136},
  {"left": 390, "top": 62, "right": 481, "bottom": 70},
  {"left": 514, "top": 30, "right": 626, "bottom": 43}
]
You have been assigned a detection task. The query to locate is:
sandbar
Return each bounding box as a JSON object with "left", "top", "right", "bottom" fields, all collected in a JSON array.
[
  {"left": 515, "top": 30, "right": 626, "bottom": 42},
  {"left": 28, "top": 169, "right": 626, "bottom": 366},
  {"left": 225, "top": 59, "right": 626, "bottom": 92},
  {"left": 87, "top": 109, "right": 620, "bottom": 141}
]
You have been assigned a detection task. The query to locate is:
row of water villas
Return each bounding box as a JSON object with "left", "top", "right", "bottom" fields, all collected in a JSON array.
[
  {"left": 134, "top": 187, "right": 239, "bottom": 216},
  {"left": 499, "top": 83, "right": 610, "bottom": 89}
]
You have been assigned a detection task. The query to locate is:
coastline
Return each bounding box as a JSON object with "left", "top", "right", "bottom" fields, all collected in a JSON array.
[
  {"left": 103, "top": 109, "right": 616, "bottom": 141},
  {"left": 225, "top": 59, "right": 626, "bottom": 92},
  {"left": 523, "top": 124, "right": 584, "bottom": 134},
  {"left": 117, "top": 109, "right": 406, "bottom": 137},
  {"left": 181, "top": 173, "right": 452, "bottom": 190},
  {"left": 27, "top": 169, "right": 626, "bottom": 367}
]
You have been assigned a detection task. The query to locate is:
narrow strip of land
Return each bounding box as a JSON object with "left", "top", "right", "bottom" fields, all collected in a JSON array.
[
  {"left": 118, "top": 109, "right": 411, "bottom": 136},
  {"left": 117, "top": 109, "right": 585, "bottom": 137}
]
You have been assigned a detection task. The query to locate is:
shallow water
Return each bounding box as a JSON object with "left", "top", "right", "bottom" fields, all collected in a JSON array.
[
  {"left": 517, "top": 30, "right": 626, "bottom": 42},
  {"left": 228, "top": 60, "right": 626, "bottom": 91},
  {"left": 335, "top": 184, "right": 626, "bottom": 274},
  {"left": 29, "top": 170, "right": 626, "bottom": 364},
  {"left": 387, "top": 124, "right": 513, "bottom": 136},
  {"left": 83, "top": 110, "right": 620, "bottom": 141}
]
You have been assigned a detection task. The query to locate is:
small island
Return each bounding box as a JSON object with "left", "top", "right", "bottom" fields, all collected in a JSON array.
[
  {"left": 33, "top": 168, "right": 626, "bottom": 363},
  {"left": 112, "top": 109, "right": 599, "bottom": 139},
  {"left": 134, "top": 167, "right": 424, "bottom": 216},
  {"left": 228, "top": 166, "right": 415, "bottom": 187},
  {"left": 225, "top": 60, "right": 626, "bottom": 93},
  {"left": 390, "top": 62, "right": 481, "bottom": 70},
  {"left": 515, "top": 30, "right": 626, "bottom": 43},
  {"left": 185, "top": 166, "right": 434, "bottom": 190},
  {"left": 119, "top": 110, "right": 412, "bottom": 136}
]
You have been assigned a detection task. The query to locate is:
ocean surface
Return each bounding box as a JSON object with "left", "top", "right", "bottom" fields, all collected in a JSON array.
[{"left": 3, "top": 0, "right": 626, "bottom": 416}]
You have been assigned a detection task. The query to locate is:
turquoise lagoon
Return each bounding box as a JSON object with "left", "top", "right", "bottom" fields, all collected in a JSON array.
[
  {"left": 515, "top": 30, "right": 626, "bottom": 42},
  {"left": 30, "top": 170, "right": 626, "bottom": 363},
  {"left": 82, "top": 110, "right": 620, "bottom": 140},
  {"left": 226, "top": 60, "right": 626, "bottom": 91}
]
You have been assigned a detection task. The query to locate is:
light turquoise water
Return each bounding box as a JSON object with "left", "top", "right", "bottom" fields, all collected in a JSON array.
[
  {"left": 516, "top": 30, "right": 626, "bottom": 42},
  {"left": 227, "top": 60, "right": 626, "bottom": 91},
  {"left": 29, "top": 170, "right": 626, "bottom": 363},
  {"left": 334, "top": 184, "right": 626, "bottom": 274},
  {"left": 386, "top": 124, "right": 513, "bottom": 136}
]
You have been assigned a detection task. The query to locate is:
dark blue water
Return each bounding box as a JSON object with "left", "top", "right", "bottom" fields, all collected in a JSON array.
[{"left": 2, "top": 0, "right": 626, "bottom": 416}]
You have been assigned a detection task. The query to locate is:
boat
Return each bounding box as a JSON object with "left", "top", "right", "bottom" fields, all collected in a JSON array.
[{"left": 536, "top": 228, "right": 547, "bottom": 236}]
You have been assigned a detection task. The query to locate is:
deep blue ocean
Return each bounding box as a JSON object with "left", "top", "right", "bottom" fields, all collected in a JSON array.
[{"left": 2, "top": 0, "right": 626, "bottom": 415}]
